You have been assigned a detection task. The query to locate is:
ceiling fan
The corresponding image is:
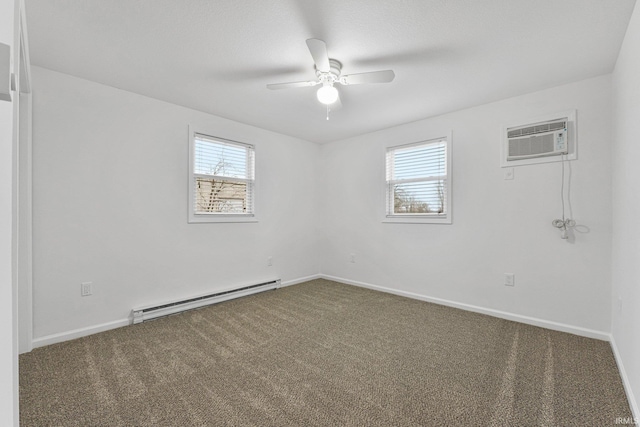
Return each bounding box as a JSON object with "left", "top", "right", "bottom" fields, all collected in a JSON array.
[{"left": 267, "top": 39, "right": 395, "bottom": 109}]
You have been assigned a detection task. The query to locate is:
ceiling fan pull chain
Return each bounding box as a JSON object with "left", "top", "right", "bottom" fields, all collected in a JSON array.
[{"left": 326, "top": 105, "right": 330, "bottom": 120}]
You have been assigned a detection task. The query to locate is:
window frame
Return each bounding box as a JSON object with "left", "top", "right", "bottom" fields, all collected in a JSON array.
[
  {"left": 188, "top": 126, "right": 258, "bottom": 223},
  {"left": 383, "top": 133, "right": 452, "bottom": 224}
]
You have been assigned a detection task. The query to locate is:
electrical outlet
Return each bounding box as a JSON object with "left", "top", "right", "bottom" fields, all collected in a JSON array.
[
  {"left": 504, "top": 168, "right": 514, "bottom": 180},
  {"left": 267, "top": 256, "right": 273, "bottom": 267},
  {"left": 349, "top": 253, "right": 356, "bottom": 263},
  {"left": 504, "top": 273, "right": 515, "bottom": 287},
  {"left": 81, "top": 282, "right": 92, "bottom": 296}
]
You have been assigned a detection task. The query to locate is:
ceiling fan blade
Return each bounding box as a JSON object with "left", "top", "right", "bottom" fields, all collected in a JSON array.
[
  {"left": 266, "top": 80, "right": 319, "bottom": 90},
  {"left": 339, "top": 70, "right": 395, "bottom": 85},
  {"left": 306, "top": 38, "right": 330, "bottom": 73}
]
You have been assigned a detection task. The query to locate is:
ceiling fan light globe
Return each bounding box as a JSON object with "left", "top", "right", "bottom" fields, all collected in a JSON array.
[{"left": 317, "top": 85, "right": 339, "bottom": 105}]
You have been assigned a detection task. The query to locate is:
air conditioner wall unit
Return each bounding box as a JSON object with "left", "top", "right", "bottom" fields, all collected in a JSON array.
[
  {"left": 501, "top": 110, "right": 576, "bottom": 167},
  {"left": 507, "top": 120, "right": 567, "bottom": 160}
]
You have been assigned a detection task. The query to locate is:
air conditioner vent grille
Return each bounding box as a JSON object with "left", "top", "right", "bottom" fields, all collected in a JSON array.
[
  {"left": 507, "top": 120, "right": 566, "bottom": 138},
  {"left": 508, "top": 134, "right": 554, "bottom": 157}
]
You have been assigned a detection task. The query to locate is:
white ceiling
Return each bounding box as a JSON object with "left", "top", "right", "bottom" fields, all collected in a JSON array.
[{"left": 25, "top": 0, "right": 636, "bottom": 143}]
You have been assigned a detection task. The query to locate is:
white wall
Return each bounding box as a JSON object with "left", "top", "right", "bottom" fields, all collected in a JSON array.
[
  {"left": 612, "top": 1, "right": 640, "bottom": 417},
  {"left": 319, "top": 75, "right": 613, "bottom": 336},
  {"left": 31, "top": 66, "right": 320, "bottom": 342},
  {"left": 1, "top": 0, "right": 18, "bottom": 424}
]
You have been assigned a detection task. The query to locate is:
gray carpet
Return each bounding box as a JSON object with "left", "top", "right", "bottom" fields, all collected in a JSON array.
[{"left": 20, "top": 279, "right": 631, "bottom": 426}]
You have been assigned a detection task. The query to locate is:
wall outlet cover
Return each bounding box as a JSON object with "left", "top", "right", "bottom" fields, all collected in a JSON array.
[
  {"left": 81, "top": 282, "right": 92, "bottom": 296},
  {"left": 504, "top": 168, "right": 514, "bottom": 180},
  {"left": 504, "top": 273, "right": 515, "bottom": 286}
]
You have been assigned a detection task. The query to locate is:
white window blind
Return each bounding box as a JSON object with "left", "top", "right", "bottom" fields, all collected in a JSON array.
[
  {"left": 385, "top": 138, "right": 450, "bottom": 222},
  {"left": 190, "top": 133, "right": 255, "bottom": 220}
]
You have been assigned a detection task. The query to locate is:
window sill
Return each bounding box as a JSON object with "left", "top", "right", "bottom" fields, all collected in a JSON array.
[
  {"left": 188, "top": 215, "right": 258, "bottom": 224},
  {"left": 383, "top": 215, "right": 451, "bottom": 225}
]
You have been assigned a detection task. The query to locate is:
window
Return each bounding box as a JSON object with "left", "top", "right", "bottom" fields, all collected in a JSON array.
[
  {"left": 188, "top": 130, "right": 256, "bottom": 223},
  {"left": 385, "top": 135, "right": 452, "bottom": 224}
]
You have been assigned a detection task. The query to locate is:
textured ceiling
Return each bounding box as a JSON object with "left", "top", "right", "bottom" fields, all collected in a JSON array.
[{"left": 25, "top": 0, "right": 636, "bottom": 143}]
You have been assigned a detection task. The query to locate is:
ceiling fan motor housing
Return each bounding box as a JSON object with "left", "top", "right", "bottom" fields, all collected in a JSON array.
[{"left": 316, "top": 59, "right": 342, "bottom": 84}]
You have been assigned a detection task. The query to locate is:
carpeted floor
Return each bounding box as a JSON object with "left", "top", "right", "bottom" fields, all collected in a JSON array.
[{"left": 20, "top": 279, "right": 631, "bottom": 426}]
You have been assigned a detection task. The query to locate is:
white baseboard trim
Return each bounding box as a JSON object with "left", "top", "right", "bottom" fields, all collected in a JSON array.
[
  {"left": 32, "top": 318, "right": 130, "bottom": 349},
  {"left": 30, "top": 273, "right": 610, "bottom": 349},
  {"left": 609, "top": 334, "right": 639, "bottom": 420},
  {"left": 320, "top": 274, "right": 610, "bottom": 341},
  {"left": 281, "top": 274, "right": 321, "bottom": 288}
]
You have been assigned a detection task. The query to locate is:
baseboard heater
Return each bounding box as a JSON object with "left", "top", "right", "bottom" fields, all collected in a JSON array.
[{"left": 132, "top": 279, "right": 281, "bottom": 324}]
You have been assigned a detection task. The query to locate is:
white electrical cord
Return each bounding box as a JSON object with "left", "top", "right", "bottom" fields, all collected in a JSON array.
[
  {"left": 560, "top": 153, "right": 566, "bottom": 221},
  {"left": 562, "top": 154, "right": 575, "bottom": 221},
  {"left": 552, "top": 154, "right": 575, "bottom": 240}
]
